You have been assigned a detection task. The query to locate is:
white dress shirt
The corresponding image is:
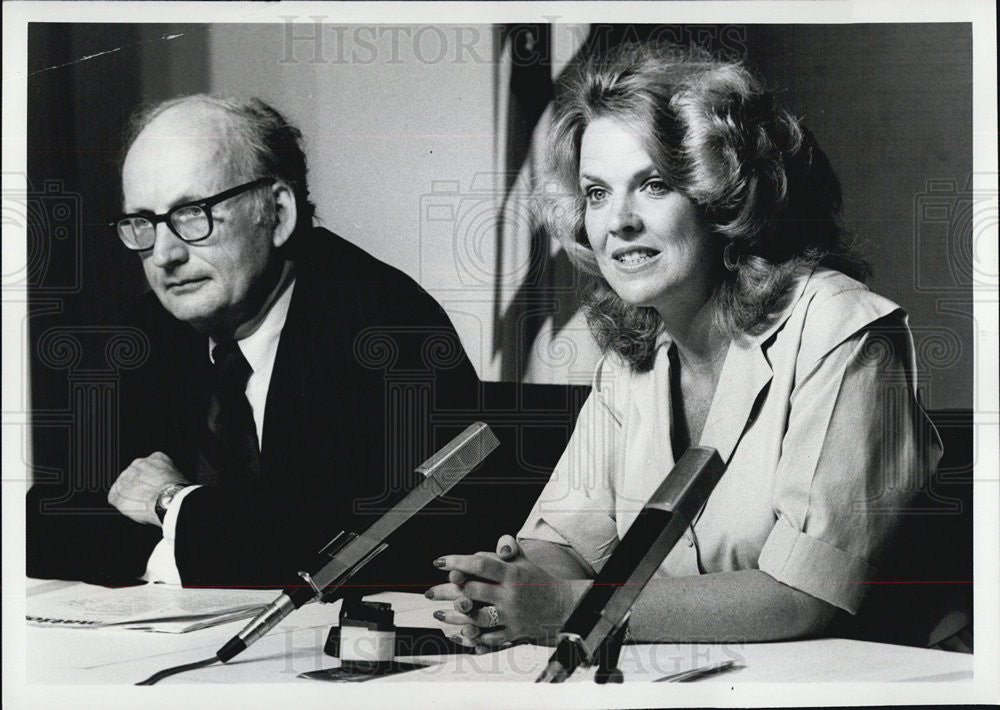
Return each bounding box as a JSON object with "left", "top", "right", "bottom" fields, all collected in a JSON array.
[{"left": 142, "top": 279, "right": 296, "bottom": 584}]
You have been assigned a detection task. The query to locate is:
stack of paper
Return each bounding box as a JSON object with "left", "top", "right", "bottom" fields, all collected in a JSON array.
[{"left": 26, "top": 579, "right": 275, "bottom": 633}]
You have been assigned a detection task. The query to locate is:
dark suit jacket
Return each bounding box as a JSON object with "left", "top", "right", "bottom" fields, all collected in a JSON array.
[{"left": 27, "top": 227, "right": 492, "bottom": 590}]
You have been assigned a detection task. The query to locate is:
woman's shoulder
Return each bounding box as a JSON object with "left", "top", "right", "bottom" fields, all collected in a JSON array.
[
  {"left": 799, "top": 266, "right": 889, "bottom": 302},
  {"left": 779, "top": 267, "right": 907, "bottom": 365},
  {"left": 797, "top": 267, "right": 902, "bottom": 324}
]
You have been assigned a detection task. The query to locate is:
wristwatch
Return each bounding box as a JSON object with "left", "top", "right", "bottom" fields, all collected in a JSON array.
[{"left": 154, "top": 483, "right": 188, "bottom": 523}]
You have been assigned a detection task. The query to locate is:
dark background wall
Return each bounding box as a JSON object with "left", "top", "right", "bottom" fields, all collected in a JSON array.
[
  {"left": 26, "top": 22, "right": 973, "bottom": 487},
  {"left": 744, "top": 24, "right": 974, "bottom": 412},
  {"left": 28, "top": 25, "right": 211, "bottom": 488}
]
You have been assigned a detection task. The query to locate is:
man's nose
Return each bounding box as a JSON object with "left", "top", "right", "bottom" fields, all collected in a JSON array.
[
  {"left": 149, "top": 222, "right": 189, "bottom": 268},
  {"left": 608, "top": 195, "right": 642, "bottom": 236}
]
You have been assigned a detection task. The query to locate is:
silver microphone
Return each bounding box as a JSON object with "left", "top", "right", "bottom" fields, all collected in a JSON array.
[
  {"left": 537, "top": 446, "right": 725, "bottom": 682},
  {"left": 217, "top": 422, "right": 500, "bottom": 663}
]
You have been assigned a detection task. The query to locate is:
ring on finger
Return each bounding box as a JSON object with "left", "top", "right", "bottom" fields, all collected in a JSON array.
[{"left": 482, "top": 605, "right": 501, "bottom": 628}]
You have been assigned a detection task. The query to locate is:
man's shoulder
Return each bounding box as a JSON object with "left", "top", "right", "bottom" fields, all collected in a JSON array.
[
  {"left": 293, "top": 227, "right": 447, "bottom": 325},
  {"left": 282, "top": 227, "right": 477, "bottom": 392},
  {"left": 296, "top": 227, "right": 424, "bottom": 292}
]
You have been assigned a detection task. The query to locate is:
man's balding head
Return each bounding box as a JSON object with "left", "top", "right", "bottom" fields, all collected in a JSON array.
[
  {"left": 121, "top": 97, "right": 301, "bottom": 339},
  {"left": 122, "top": 95, "right": 314, "bottom": 234}
]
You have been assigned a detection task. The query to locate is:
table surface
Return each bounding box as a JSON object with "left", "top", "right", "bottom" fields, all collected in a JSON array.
[{"left": 19, "top": 584, "right": 975, "bottom": 686}]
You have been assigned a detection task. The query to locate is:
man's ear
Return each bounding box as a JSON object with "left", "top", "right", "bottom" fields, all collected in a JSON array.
[{"left": 271, "top": 181, "right": 297, "bottom": 249}]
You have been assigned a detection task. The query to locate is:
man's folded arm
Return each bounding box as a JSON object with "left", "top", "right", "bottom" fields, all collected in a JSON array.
[
  {"left": 170, "top": 483, "right": 320, "bottom": 588},
  {"left": 26, "top": 486, "right": 160, "bottom": 585}
]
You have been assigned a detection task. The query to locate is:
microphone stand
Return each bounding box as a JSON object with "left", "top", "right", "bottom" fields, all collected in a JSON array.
[
  {"left": 593, "top": 621, "right": 629, "bottom": 684},
  {"left": 137, "top": 422, "right": 499, "bottom": 684},
  {"left": 536, "top": 446, "right": 725, "bottom": 684}
]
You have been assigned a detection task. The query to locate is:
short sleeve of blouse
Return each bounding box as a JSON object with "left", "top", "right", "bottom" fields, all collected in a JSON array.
[
  {"left": 758, "top": 295, "right": 942, "bottom": 614},
  {"left": 517, "top": 356, "right": 625, "bottom": 574}
]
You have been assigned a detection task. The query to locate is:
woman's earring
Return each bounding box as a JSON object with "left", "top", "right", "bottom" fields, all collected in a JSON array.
[{"left": 723, "top": 241, "right": 741, "bottom": 272}]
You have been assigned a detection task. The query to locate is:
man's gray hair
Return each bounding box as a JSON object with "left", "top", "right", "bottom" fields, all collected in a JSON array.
[{"left": 122, "top": 94, "right": 315, "bottom": 238}]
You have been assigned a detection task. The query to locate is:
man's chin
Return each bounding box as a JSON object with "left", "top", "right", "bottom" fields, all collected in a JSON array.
[{"left": 156, "top": 293, "right": 222, "bottom": 331}]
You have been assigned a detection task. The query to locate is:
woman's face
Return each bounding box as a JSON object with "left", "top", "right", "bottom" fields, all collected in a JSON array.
[{"left": 579, "top": 116, "right": 716, "bottom": 320}]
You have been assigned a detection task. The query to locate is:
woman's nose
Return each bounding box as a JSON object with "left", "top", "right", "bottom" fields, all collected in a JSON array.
[{"left": 608, "top": 195, "right": 642, "bottom": 235}]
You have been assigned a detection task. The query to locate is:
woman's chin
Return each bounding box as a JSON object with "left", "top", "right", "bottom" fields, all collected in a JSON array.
[{"left": 606, "top": 282, "right": 668, "bottom": 311}]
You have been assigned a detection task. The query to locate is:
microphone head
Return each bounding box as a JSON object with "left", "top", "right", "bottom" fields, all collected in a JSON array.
[{"left": 415, "top": 422, "right": 500, "bottom": 492}]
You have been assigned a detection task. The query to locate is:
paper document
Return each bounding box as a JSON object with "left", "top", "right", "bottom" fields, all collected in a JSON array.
[{"left": 26, "top": 579, "right": 275, "bottom": 633}]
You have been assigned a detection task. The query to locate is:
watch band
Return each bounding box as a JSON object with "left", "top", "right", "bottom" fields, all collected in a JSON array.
[{"left": 155, "top": 483, "right": 188, "bottom": 523}]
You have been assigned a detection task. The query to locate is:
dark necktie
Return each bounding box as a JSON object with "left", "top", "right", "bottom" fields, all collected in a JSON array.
[{"left": 204, "top": 340, "right": 261, "bottom": 483}]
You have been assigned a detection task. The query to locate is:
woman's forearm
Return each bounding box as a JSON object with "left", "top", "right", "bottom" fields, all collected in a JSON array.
[
  {"left": 520, "top": 539, "right": 839, "bottom": 643},
  {"left": 629, "top": 569, "right": 841, "bottom": 642},
  {"left": 519, "top": 538, "right": 593, "bottom": 578}
]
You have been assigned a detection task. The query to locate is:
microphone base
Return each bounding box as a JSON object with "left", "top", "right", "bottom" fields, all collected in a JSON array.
[
  {"left": 536, "top": 637, "right": 586, "bottom": 683},
  {"left": 594, "top": 667, "right": 625, "bottom": 684},
  {"left": 593, "top": 619, "right": 628, "bottom": 684},
  {"left": 536, "top": 659, "right": 571, "bottom": 683}
]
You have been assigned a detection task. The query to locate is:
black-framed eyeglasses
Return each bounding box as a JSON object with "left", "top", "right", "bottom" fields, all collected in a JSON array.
[{"left": 110, "top": 177, "right": 274, "bottom": 251}]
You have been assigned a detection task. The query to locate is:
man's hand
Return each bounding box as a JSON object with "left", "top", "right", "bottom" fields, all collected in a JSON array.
[{"left": 108, "top": 452, "right": 189, "bottom": 527}]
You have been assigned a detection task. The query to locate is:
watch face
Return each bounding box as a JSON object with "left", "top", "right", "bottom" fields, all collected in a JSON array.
[{"left": 156, "top": 484, "right": 184, "bottom": 521}]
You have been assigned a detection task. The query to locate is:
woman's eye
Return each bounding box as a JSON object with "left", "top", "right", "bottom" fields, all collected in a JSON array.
[
  {"left": 584, "top": 186, "right": 608, "bottom": 203},
  {"left": 644, "top": 179, "right": 669, "bottom": 196}
]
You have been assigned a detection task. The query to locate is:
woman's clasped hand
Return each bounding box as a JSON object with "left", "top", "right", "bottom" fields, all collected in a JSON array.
[{"left": 426, "top": 535, "right": 588, "bottom": 651}]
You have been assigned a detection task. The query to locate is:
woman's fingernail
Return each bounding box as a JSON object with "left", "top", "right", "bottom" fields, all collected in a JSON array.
[
  {"left": 501, "top": 642, "right": 513, "bottom": 650},
  {"left": 449, "top": 635, "right": 464, "bottom": 645},
  {"left": 433, "top": 557, "right": 446, "bottom": 568},
  {"left": 458, "top": 600, "right": 472, "bottom": 612},
  {"left": 424, "top": 589, "right": 435, "bottom": 600},
  {"left": 499, "top": 545, "right": 512, "bottom": 556},
  {"left": 432, "top": 610, "right": 445, "bottom": 621}
]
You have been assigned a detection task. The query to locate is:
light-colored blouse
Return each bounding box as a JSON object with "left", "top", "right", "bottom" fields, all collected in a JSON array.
[{"left": 518, "top": 268, "right": 942, "bottom": 614}]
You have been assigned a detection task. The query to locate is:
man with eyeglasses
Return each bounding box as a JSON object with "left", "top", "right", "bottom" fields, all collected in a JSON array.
[{"left": 27, "top": 95, "right": 482, "bottom": 589}]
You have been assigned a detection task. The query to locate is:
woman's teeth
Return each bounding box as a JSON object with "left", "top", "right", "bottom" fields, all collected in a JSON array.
[{"left": 615, "top": 250, "right": 657, "bottom": 265}]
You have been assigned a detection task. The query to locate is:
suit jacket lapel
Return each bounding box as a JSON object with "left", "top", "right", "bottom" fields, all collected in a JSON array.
[
  {"left": 260, "top": 268, "right": 311, "bottom": 479},
  {"left": 258, "top": 231, "right": 354, "bottom": 487}
]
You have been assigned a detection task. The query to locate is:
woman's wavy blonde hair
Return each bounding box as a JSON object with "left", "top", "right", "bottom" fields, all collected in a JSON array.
[{"left": 532, "top": 42, "right": 868, "bottom": 370}]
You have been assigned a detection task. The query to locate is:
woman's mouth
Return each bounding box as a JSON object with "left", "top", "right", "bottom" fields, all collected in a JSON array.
[{"left": 613, "top": 248, "right": 659, "bottom": 265}]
